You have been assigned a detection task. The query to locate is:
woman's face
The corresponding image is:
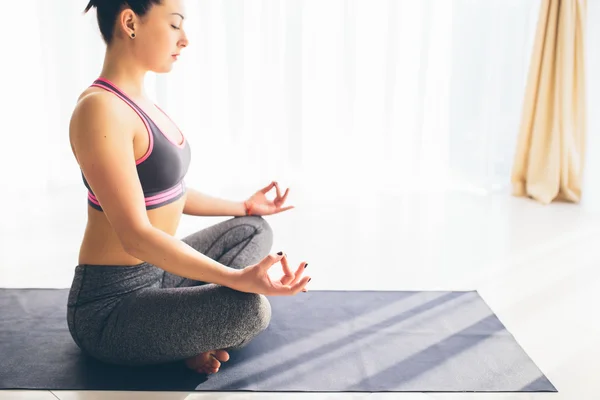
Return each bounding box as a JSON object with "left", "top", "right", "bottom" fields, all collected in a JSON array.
[{"left": 119, "top": 0, "right": 189, "bottom": 73}]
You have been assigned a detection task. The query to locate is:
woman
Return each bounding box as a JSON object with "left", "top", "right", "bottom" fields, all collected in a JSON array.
[{"left": 67, "top": 0, "right": 311, "bottom": 375}]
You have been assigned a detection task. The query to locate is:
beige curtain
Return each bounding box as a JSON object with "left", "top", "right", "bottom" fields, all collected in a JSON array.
[{"left": 511, "top": 0, "right": 587, "bottom": 204}]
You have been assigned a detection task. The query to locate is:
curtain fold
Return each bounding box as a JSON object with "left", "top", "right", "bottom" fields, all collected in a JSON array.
[{"left": 511, "top": 0, "right": 587, "bottom": 204}]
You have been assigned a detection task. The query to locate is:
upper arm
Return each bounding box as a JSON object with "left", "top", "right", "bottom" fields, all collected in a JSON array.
[{"left": 69, "top": 92, "right": 151, "bottom": 245}]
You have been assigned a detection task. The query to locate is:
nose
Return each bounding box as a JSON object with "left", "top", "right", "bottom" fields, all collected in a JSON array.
[{"left": 178, "top": 30, "right": 189, "bottom": 48}]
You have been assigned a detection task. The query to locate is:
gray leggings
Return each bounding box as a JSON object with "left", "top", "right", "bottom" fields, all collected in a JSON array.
[{"left": 66, "top": 216, "right": 273, "bottom": 366}]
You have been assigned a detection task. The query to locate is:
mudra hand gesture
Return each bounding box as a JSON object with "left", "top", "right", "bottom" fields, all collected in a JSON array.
[
  {"left": 237, "top": 252, "right": 310, "bottom": 296},
  {"left": 244, "top": 181, "right": 294, "bottom": 216}
]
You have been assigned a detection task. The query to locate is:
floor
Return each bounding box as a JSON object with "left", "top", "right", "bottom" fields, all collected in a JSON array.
[{"left": 1, "top": 182, "right": 598, "bottom": 400}]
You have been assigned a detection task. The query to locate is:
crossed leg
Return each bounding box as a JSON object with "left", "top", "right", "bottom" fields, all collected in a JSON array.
[
  {"left": 91, "top": 216, "right": 274, "bottom": 373},
  {"left": 162, "top": 215, "right": 274, "bottom": 373}
]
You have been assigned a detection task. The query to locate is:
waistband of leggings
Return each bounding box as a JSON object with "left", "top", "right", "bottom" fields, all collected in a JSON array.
[{"left": 68, "top": 262, "right": 163, "bottom": 307}]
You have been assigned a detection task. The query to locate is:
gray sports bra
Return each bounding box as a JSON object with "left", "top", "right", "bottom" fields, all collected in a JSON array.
[{"left": 82, "top": 77, "right": 191, "bottom": 211}]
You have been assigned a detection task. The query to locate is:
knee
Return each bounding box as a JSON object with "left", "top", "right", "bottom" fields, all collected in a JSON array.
[
  {"left": 243, "top": 293, "right": 272, "bottom": 335},
  {"left": 253, "top": 216, "right": 273, "bottom": 237},
  {"left": 226, "top": 292, "right": 271, "bottom": 350},
  {"left": 253, "top": 294, "right": 272, "bottom": 332},
  {"left": 242, "top": 216, "right": 273, "bottom": 252}
]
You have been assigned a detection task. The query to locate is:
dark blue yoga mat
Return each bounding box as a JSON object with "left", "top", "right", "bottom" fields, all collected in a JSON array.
[{"left": 0, "top": 288, "right": 555, "bottom": 392}]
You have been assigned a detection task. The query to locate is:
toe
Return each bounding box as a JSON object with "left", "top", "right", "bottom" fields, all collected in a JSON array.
[
  {"left": 209, "top": 355, "right": 221, "bottom": 369},
  {"left": 199, "top": 364, "right": 219, "bottom": 374},
  {"left": 213, "top": 349, "right": 230, "bottom": 362}
]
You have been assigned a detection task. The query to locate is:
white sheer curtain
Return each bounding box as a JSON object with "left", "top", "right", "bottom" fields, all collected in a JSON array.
[{"left": 2, "top": 0, "right": 545, "bottom": 199}]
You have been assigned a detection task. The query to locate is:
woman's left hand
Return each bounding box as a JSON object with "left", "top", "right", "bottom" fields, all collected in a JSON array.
[{"left": 244, "top": 181, "right": 294, "bottom": 216}]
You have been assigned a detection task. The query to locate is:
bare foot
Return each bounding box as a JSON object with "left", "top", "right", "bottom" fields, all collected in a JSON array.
[{"left": 185, "top": 349, "right": 230, "bottom": 374}]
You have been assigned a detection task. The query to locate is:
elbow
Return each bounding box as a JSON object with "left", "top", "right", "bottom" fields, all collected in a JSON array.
[{"left": 119, "top": 225, "right": 154, "bottom": 258}]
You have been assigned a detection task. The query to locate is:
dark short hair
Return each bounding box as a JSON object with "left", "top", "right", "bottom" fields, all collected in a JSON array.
[{"left": 84, "top": 0, "right": 162, "bottom": 44}]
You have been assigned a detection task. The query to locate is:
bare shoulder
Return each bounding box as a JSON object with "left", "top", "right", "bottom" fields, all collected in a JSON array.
[
  {"left": 68, "top": 89, "right": 151, "bottom": 241},
  {"left": 69, "top": 90, "right": 135, "bottom": 154}
]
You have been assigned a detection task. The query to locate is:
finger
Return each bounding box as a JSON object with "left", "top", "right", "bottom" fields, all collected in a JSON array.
[
  {"left": 260, "top": 181, "right": 276, "bottom": 194},
  {"left": 273, "top": 276, "right": 310, "bottom": 296},
  {"left": 274, "top": 182, "right": 282, "bottom": 199},
  {"left": 280, "top": 187, "right": 290, "bottom": 204},
  {"left": 279, "top": 254, "right": 295, "bottom": 285},
  {"left": 289, "top": 262, "right": 308, "bottom": 286},
  {"left": 274, "top": 205, "right": 295, "bottom": 214},
  {"left": 288, "top": 276, "right": 311, "bottom": 295}
]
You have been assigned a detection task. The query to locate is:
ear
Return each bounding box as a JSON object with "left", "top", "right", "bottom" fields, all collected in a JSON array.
[{"left": 117, "top": 8, "right": 138, "bottom": 38}]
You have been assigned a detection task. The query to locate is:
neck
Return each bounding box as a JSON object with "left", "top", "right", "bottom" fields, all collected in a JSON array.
[{"left": 98, "top": 43, "right": 147, "bottom": 99}]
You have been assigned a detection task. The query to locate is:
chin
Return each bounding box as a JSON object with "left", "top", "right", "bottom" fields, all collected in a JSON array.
[{"left": 152, "top": 65, "right": 174, "bottom": 74}]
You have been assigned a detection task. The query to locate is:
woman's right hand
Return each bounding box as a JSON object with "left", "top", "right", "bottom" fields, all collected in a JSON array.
[{"left": 233, "top": 253, "right": 310, "bottom": 296}]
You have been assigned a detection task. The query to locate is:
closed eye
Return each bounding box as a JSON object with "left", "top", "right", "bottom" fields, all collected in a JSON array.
[{"left": 171, "top": 25, "right": 180, "bottom": 30}]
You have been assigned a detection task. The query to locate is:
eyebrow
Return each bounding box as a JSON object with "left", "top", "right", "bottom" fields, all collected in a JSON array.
[{"left": 170, "top": 12, "right": 185, "bottom": 20}]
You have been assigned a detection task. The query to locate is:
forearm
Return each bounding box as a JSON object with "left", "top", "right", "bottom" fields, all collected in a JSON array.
[
  {"left": 124, "top": 226, "right": 242, "bottom": 289},
  {"left": 183, "top": 188, "right": 246, "bottom": 217}
]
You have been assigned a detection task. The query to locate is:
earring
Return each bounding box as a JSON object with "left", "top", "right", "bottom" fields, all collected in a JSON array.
[{"left": 130, "top": 32, "right": 136, "bottom": 39}]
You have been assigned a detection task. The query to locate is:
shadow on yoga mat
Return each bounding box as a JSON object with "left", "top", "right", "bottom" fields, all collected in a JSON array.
[{"left": 0, "top": 289, "right": 556, "bottom": 393}]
